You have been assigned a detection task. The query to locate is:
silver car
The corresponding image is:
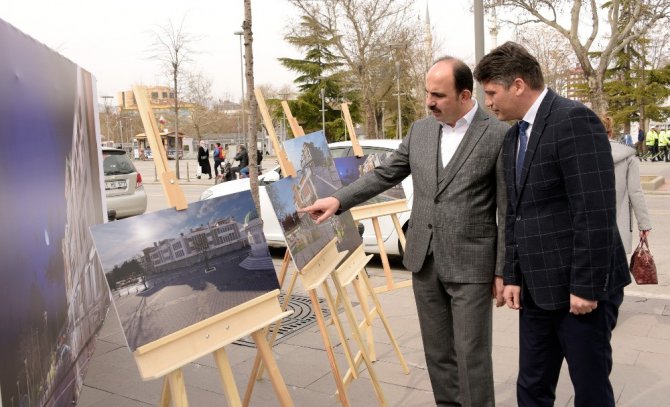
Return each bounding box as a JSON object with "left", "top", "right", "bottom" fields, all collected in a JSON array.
[{"left": 102, "top": 147, "right": 147, "bottom": 219}]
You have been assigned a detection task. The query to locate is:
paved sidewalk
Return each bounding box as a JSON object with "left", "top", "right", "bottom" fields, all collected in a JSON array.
[{"left": 79, "top": 159, "right": 670, "bottom": 406}]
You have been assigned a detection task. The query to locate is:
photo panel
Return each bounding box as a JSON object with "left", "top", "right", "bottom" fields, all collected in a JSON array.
[
  {"left": 281, "top": 131, "right": 361, "bottom": 255},
  {"left": 334, "top": 153, "right": 406, "bottom": 205},
  {"left": 0, "top": 18, "right": 108, "bottom": 407},
  {"left": 90, "top": 191, "right": 279, "bottom": 351},
  {"left": 266, "top": 176, "right": 359, "bottom": 270}
]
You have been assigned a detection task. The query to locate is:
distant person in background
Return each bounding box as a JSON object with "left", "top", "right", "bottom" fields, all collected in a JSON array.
[
  {"left": 658, "top": 127, "right": 669, "bottom": 162},
  {"left": 645, "top": 127, "right": 659, "bottom": 161},
  {"left": 602, "top": 116, "right": 652, "bottom": 259},
  {"left": 636, "top": 126, "right": 645, "bottom": 158},
  {"left": 232, "top": 145, "right": 249, "bottom": 179},
  {"left": 197, "top": 142, "right": 212, "bottom": 179},
  {"left": 213, "top": 142, "right": 225, "bottom": 177}
]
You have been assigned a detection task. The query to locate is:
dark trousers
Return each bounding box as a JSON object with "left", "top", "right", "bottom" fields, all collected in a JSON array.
[
  {"left": 213, "top": 159, "right": 222, "bottom": 176},
  {"left": 412, "top": 255, "right": 494, "bottom": 407},
  {"left": 517, "top": 285, "right": 623, "bottom": 407}
]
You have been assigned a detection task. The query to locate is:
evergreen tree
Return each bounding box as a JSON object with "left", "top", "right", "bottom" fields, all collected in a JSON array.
[{"left": 279, "top": 17, "right": 362, "bottom": 142}]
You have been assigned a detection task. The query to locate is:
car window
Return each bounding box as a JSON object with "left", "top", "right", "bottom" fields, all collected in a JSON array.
[
  {"left": 329, "top": 147, "right": 351, "bottom": 158},
  {"left": 103, "top": 153, "right": 136, "bottom": 175},
  {"left": 361, "top": 146, "right": 395, "bottom": 156}
]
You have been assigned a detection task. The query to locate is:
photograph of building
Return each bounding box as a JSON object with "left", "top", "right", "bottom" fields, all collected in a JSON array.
[
  {"left": 335, "top": 153, "right": 406, "bottom": 204},
  {"left": 90, "top": 191, "right": 278, "bottom": 351},
  {"left": 0, "top": 19, "right": 109, "bottom": 407},
  {"left": 280, "top": 131, "right": 362, "bottom": 260}
]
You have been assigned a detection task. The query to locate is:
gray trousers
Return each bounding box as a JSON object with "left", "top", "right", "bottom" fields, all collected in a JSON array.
[{"left": 412, "top": 255, "right": 494, "bottom": 407}]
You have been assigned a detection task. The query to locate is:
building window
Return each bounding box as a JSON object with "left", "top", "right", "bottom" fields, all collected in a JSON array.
[
  {"left": 151, "top": 92, "right": 159, "bottom": 99},
  {"left": 169, "top": 92, "right": 175, "bottom": 98},
  {"left": 162, "top": 92, "right": 168, "bottom": 98}
]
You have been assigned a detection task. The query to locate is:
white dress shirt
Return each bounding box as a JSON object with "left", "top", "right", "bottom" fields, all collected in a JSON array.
[{"left": 440, "top": 101, "right": 479, "bottom": 167}]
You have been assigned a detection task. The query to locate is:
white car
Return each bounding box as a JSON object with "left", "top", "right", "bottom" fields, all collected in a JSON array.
[{"left": 200, "top": 140, "right": 413, "bottom": 256}]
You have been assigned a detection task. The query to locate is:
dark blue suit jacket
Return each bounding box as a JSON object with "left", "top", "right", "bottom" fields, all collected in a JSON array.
[{"left": 502, "top": 89, "right": 630, "bottom": 310}]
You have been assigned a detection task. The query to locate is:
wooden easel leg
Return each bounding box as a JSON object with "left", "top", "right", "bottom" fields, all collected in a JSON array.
[
  {"left": 254, "top": 269, "right": 299, "bottom": 381},
  {"left": 359, "top": 269, "right": 409, "bottom": 374},
  {"left": 277, "top": 249, "right": 292, "bottom": 286},
  {"left": 352, "top": 275, "right": 376, "bottom": 361},
  {"left": 159, "top": 377, "right": 171, "bottom": 407},
  {"left": 371, "top": 217, "right": 395, "bottom": 291},
  {"left": 213, "top": 348, "right": 243, "bottom": 407},
  {"left": 251, "top": 330, "right": 295, "bottom": 407},
  {"left": 309, "top": 288, "right": 350, "bottom": 407},
  {"left": 321, "top": 281, "right": 358, "bottom": 379},
  {"left": 331, "top": 274, "right": 387, "bottom": 406},
  {"left": 164, "top": 369, "right": 189, "bottom": 407},
  {"left": 390, "top": 213, "right": 406, "bottom": 252}
]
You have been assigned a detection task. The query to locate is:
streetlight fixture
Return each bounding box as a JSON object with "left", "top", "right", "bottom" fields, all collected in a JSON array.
[
  {"left": 316, "top": 76, "right": 326, "bottom": 137},
  {"left": 234, "top": 31, "right": 246, "bottom": 146},
  {"left": 390, "top": 43, "right": 406, "bottom": 139}
]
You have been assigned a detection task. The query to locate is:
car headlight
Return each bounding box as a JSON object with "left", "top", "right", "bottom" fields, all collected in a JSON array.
[{"left": 200, "top": 190, "right": 213, "bottom": 200}]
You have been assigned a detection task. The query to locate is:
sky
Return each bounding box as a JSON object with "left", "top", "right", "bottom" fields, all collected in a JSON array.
[{"left": 0, "top": 0, "right": 510, "bottom": 104}]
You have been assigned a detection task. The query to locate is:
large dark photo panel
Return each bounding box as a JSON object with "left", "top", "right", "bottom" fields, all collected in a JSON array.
[
  {"left": 90, "top": 191, "right": 279, "bottom": 351},
  {"left": 0, "top": 18, "right": 109, "bottom": 407}
]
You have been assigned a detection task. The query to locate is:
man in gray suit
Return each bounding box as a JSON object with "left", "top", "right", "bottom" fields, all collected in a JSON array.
[{"left": 300, "top": 57, "right": 509, "bottom": 406}]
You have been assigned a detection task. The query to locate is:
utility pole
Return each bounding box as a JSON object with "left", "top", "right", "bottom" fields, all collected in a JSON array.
[
  {"left": 474, "top": 0, "right": 485, "bottom": 105},
  {"left": 390, "top": 43, "right": 406, "bottom": 139},
  {"left": 234, "top": 31, "right": 246, "bottom": 146}
]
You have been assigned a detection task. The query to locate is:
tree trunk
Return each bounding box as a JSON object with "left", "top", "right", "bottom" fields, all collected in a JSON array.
[{"left": 244, "top": 0, "right": 261, "bottom": 216}]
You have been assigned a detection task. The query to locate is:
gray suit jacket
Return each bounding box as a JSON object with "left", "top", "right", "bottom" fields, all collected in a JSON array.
[{"left": 334, "top": 107, "right": 509, "bottom": 282}]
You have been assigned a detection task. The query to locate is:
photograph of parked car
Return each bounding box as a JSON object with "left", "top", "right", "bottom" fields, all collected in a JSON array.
[
  {"left": 334, "top": 153, "right": 406, "bottom": 205},
  {"left": 102, "top": 147, "right": 147, "bottom": 220},
  {"left": 90, "top": 190, "right": 279, "bottom": 351}
]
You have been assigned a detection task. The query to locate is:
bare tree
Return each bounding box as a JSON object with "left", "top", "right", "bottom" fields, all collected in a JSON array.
[
  {"left": 288, "top": 0, "right": 420, "bottom": 138},
  {"left": 243, "top": 0, "right": 261, "bottom": 215},
  {"left": 515, "top": 24, "right": 575, "bottom": 96},
  {"left": 150, "top": 18, "right": 197, "bottom": 178},
  {"left": 184, "top": 72, "right": 216, "bottom": 141},
  {"left": 489, "top": 0, "right": 670, "bottom": 115}
]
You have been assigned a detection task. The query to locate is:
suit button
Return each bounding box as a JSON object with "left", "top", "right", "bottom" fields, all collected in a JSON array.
[
  {"left": 516, "top": 216, "right": 521, "bottom": 221},
  {"left": 428, "top": 224, "right": 433, "bottom": 229}
]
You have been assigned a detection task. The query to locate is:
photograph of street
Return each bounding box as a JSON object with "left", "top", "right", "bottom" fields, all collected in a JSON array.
[
  {"left": 90, "top": 190, "right": 279, "bottom": 351},
  {"left": 281, "top": 131, "right": 362, "bottom": 258},
  {"left": 0, "top": 19, "right": 109, "bottom": 407},
  {"left": 335, "top": 154, "right": 406, "bottom": 205}
]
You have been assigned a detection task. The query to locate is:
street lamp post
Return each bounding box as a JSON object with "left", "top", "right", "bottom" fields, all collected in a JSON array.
[
  {"left": 380, "top": 100, "right": 386, "bottom": 138},
  {"left": 234, "top": 31, "right": 246, "bottom": 146},
  {"left": 101, "top": 95, "right": 114, "bottom": 143},
  {"left": 320, "top": 87, "right": 326, "bottom": 136},
  {"left": 395, "top": 61, "right": 402, "bottom": 139},
  {"left": 390, "top": 43, "right": 406, "bottom": 140},
  {"left": 316, "top": 76, "right": 326, "bottom": 137}
]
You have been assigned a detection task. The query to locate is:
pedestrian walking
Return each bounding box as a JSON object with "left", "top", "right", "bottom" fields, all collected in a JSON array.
[{"left": 197, "top": 142, "right": 212, "bottom": 179}]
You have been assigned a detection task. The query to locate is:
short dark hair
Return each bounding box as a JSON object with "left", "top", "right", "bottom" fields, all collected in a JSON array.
[
  {"left": 473, "top": 41, "right": 544, "bottom": 90},
  {"left": 432, "top": 56, "right": 473, "bottom": 95}
]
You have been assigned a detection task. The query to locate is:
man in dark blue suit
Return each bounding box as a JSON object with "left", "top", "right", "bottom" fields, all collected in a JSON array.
[{"left": 474, "top": 42, "right": 630, "bottom": 407}]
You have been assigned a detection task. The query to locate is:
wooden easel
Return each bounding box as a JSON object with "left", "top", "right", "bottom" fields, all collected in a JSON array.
[
  {"left": 243, "top": 90, "right": 409, "bottom": 406},
  {"left": 132, "top": 86, "right": 294, "bottom": 407},
  {"left": 341, "top": 103, "right": 412, "bottom": 293}
]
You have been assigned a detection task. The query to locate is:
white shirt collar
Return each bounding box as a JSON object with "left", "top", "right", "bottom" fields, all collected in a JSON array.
[
  {"left": 522, "top": 87, "right": 548, "bottom": 126},
  {"left": 441, "top": 100, "right": 478, "bottom": 129}
]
